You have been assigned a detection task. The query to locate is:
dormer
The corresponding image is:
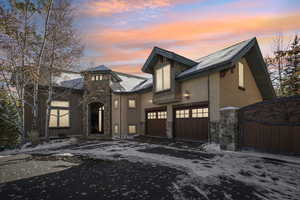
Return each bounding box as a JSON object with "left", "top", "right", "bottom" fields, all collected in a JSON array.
[{"left": 142, "top": 47, "right": 197, "bottom": 104}]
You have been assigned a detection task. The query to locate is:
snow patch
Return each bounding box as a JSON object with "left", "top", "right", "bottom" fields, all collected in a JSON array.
[{"left": 202, "top": 143, "right": 221, "bottom": 153}]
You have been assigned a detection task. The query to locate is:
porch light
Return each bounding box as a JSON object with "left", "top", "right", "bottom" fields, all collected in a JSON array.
[{"left": 183, "top": 91, "right": 190, "bottom": 99}]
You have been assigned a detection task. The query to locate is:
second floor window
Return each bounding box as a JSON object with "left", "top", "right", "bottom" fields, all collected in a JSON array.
[
  {"left": 92, "top": 75, "right": 103, "bottom": 81},
  {"left": 155, "top": 64, "right": 171, "bottom": 92},
  {"left": 49, "top": 101, "right": 70, "bottom": 128},
  {"left": 238, "top": 62, "right": 244, "bottom": 88}
]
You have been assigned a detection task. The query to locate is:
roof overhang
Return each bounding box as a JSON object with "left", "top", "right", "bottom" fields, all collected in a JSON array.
[{"left": 142, "top": 47, "right": 198, "bottom": 74}]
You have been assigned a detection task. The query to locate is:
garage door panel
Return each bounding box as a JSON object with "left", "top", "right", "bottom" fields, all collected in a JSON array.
[
  {"left": 146, "top": 109, "right": 167, "bottom": 137},
  {"left": 174, "top": 105, "right": 208, "bottom": 141}
]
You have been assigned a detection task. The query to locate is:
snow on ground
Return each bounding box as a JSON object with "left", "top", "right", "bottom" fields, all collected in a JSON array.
[
  {"left": 28, "top": 139, "right": 300, "bottom": 200},
  {"left": 0, "top": 138, "right": 77, "bottom": 156}
]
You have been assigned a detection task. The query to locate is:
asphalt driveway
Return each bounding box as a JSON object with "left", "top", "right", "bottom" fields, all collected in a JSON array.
[{"left": 0, "top": 138, "right": 300, "bottom": 200}]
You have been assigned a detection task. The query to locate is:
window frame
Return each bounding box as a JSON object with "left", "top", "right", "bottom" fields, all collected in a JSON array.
[
  {"left": 92, "top": 74, "right": 103, "bottom": 81},
  {"left": 114, "top": 99, "right": 119, "bottom": 109},
  {"left": 114, "top": 124, "right": 119, "bottom": 134},
  {"left": 238, "top": 62, "right": 245, "bottom": 90},
  {"left": 49, "top": 100, "right": 70, "bottom": 128},
  {"left": 128, "top": 125, "right": 137, "bottom": 134},
  {"left": 155, "top": 64, "right": 171, "bottom": 92},
  {"left": 128, "top": 99, "right": 136, "bottom": 109}
]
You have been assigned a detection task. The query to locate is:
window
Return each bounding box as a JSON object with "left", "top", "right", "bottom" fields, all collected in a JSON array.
[
  {"left": 92, "top": 75, "right": 103, "bottom": 81},
  {"left": 155, "top": 64, "right": 171, "bottom": 92},
  {"left": 238, "top": 62, "right": 244, "bottom": 88},
  {"left": 157, "top": 111, "right": 167, "bottom": 119},
  {"left": 128, "top": 125, "right": 136, "bottom": 134},
  {"left": 176, "top": 109, "right": 189, "bottom": 119},
  {"left": 128, "top": 99, "right": 136, "bottom": 108},
  {"left": 114, "top": 124, "right": 119, "bottom": 134},
  {"left": 147, "top": 112, "right": 156, "bottom": 119},
  {"left": 49, "top": 101, "right": 70, "bottom": 128},
  {"left": 114, "top": 99, "right": 119, "bottom": 109},
  {"left": 192, "top": 108, "right": 208, "bottom": 118}
]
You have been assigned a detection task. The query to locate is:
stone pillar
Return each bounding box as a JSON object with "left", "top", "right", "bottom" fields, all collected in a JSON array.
[
  {"left": 219, "top": 107, "right": 239, "bottom": 151},
  {"left": 166, "top": 105, "right": 173, "bottom": 138}
]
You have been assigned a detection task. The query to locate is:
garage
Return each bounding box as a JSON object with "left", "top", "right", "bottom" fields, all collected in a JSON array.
[
  {"left": 145, "top": 107, "right": 167, "bottom": 137},
  {"left": 174, "top": 103, "right": 209, "bottom": 141}
]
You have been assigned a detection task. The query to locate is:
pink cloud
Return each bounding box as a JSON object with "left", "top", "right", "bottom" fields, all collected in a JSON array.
[{"left": 81, "top": 0, "right": 196, "bottom": 16}]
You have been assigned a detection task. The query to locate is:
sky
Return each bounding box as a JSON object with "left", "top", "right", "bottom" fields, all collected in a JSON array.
[{"left": 74, "top": 0, "right": 300, "bottom": 74}]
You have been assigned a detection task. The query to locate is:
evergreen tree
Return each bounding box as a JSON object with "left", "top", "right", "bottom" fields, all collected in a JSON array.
[
  {"left": 282, "top": 35, "right": 300, "bottom": 96},
  {"left": 0, "top": 90, "right": 20, "bottom": 147}
]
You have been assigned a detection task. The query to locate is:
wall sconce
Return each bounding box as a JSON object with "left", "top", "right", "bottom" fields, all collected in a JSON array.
[
  {"left": 183, "top": 90, "right": 190, "bottom": 99},
  {"left": 149, "top": 99, "right": 153, "bottom": 103}
]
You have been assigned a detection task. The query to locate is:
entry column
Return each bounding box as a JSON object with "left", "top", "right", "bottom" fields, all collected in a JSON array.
[{"left": 166, "top": 105, "right": 173, "bottom": 138}]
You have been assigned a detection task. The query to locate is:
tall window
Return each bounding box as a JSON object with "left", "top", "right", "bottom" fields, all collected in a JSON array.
[
  {"left": 238, "top": 62, "right": 244, "bottom": 88},
  {"left": 49, "top": 101, "right": 70, "bottom": 128},
  {"left": 128, "top": 99, "right": 136, "bottom": 108},
  {"left": 114, "top": 124, "right": 119, "bottom": 134},
  {"left": 155, "top": 64, "right": 171, "bottom": 92},
  {"left": 114, "top": 99, "right": 119, "bottom": 109}
]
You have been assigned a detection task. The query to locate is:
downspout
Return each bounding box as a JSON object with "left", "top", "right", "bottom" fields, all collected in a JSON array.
[{"left": 207, "top": 74, "right": 211, "bottom": 143}]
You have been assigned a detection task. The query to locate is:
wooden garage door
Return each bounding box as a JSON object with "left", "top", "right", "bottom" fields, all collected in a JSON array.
[
  {"left": 146, "top": 109, "right": 167, "bottom": 137},
  {"left": 174, "top": 105, "right": 209, "bottom": 141}
]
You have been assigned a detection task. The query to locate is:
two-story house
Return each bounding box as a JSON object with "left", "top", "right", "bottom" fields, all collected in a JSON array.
[{"left": 24, "top": 37, "right": 275, "bottom": 142}]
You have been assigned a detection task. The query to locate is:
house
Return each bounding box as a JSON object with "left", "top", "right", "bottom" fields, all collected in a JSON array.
[{"left": 24, "top": 37, "right": 275, "bottom": 142}]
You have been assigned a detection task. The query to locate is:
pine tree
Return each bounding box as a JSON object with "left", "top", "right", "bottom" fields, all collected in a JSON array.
[
  {"left": 282, "top": 35, "right": 300, "bottom": 96},
  {"left": 0, "top": 90, "right": 20, "bottom": 147}
]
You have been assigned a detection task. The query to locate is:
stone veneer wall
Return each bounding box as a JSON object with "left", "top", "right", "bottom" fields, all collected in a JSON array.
[
  {"left": 219, "top": 107, "right": 239, "bottom": 151},
  {"left": 82, "top": 74, "right": 112, "bottom": 137}
]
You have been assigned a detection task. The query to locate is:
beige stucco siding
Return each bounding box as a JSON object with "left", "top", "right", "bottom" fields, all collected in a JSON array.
[
  {"left": 220, "top": 58, "right": 263, "bottom": 108},
  {"left": 139, "top": 73, "right": 220, "bottom": 136}
]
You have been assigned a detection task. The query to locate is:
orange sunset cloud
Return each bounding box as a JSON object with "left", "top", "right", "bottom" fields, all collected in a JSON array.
[{"left": 81, "top": 0, "right": 196, "bottom": 16}]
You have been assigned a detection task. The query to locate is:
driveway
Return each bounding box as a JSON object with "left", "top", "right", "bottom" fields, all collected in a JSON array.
[{"left": 0, "top": 138, "right": 300, "bottom": 200}]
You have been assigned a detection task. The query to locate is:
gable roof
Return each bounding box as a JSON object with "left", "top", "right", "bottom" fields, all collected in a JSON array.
[
  {"left": 177, "top": 38, "right": 255, "bottom": 79},
  {"left": 141, "top": 37, "right": 275, "bottom": 99},
  {"left": 142, "top": 47, "right": 198, "bottom": 73}
]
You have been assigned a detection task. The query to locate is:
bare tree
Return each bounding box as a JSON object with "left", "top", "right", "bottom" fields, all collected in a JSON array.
[
  {"left": 265, "top": 34, "right": 289, "bottom": 96},
  {"left": 42, "top": 0, "right": 83, "bottom": 138}
]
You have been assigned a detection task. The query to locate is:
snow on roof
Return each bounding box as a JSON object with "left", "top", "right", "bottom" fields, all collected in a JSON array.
[
  {"left": 131, "top": 78, "right": 153, "bottom": 92},
  {"left": 82, "top": 65, "right": 111, "bottom": 72},
  {"left": 112, "top": 72, "right": 148, "bottom": 92},
  {"left": 177, "top": 38, "right": 254, "bottom": 78},
  {"left": 53, "top": 72, "right": 83, "bottom": 90}
]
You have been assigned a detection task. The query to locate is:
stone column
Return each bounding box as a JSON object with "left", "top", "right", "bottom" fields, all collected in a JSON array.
[
  {"left": 166, "top": 105, "right": 173, "bottom": 138},
  {"left": 219, "top": 107, "right": 239, "bottom": 151}
]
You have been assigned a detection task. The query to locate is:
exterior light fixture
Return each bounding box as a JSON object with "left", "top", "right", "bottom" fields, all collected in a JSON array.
[{"left": 183, "top": 90, "right": 190, "bottom": 99}]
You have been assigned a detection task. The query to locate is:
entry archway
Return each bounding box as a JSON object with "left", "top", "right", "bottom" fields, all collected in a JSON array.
[{"left": 89, "top": 102, "right": 104, "bottom": 134}]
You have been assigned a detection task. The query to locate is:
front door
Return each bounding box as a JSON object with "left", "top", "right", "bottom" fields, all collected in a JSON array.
[
  {"left": 145, "top": 108, "right": 167, "bottom": 137},
  {"left": 90, "top": 102, "right": 104, "bottom": 134}
]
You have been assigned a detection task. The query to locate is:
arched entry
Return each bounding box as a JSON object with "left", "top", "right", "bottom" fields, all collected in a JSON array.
[{"left": 89, "top": 102, "right": 104, "bottom": 134}]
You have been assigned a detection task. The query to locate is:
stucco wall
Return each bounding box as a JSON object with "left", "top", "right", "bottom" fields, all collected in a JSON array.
[
  {"left": 220, "top": 58, "right": 263, "bottom": 108},
  {"left": 112, "top": 93, "right": 141, "bottom": 137},
  {"left": 139, "top": 73, "right": 220, "bottom": 137}
]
